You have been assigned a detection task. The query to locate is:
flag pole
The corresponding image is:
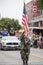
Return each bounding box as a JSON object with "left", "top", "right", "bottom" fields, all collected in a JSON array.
[
  {"left": 23, "top": 0, "right": 25, "bottom": 3},
  {"left": 23, "top": 0, "right": 25, "bottom": 6}
]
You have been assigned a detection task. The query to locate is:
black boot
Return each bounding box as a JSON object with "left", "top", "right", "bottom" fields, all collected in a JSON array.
[
  {"left": 26, "top": 60, "right": 28, "bottom": 65},
  {"left": 23, "top": 60, "right": 25, "bottom": 65}
]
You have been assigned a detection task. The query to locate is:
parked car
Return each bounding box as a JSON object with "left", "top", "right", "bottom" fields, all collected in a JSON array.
[{"left": 0, "top": 36, "right": 21, "bottom": 50}]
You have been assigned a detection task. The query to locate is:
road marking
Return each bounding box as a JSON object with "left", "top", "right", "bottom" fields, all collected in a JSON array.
[{"left": 30, "top": 53, "right": 43, "bottom": 59}]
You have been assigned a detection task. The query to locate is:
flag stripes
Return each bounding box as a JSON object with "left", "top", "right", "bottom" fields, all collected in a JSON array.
[
  {"left": 22, "top": 3, "right": 29, "bottom": 34},
  {"left": 22, "top": 13, "right": 29, "bottom": 34}
]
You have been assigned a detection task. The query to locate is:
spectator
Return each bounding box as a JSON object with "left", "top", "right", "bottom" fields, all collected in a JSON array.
[
  {"left": 33, "top": 39, "right": 38, "bottom": 48},
  {"left": 37, "top": 39, "right": 41, "bottom": 48},
  {"left": 9, "top": 27, "right": 15, "bottom": 36}
]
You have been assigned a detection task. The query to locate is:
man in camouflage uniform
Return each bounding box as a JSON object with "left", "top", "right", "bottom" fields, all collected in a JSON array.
[{"left": 20, "top": 32, "right": 30, "bottom": 65}]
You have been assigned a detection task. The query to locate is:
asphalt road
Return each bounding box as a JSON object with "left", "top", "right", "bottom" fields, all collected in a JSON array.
[{"left": 0, "top": 48, "right": 43, "bottom": 65}]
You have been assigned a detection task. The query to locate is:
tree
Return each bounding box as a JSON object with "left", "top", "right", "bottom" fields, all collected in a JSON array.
[
  {"left": 37, "top": 0, "right": 43, "bottom": 14},
  {"left": 13, "top": 20, "right": 22, "bottom": 30},
  {"left": 0, "top": 17, "right": 22, "bottom": 31}
]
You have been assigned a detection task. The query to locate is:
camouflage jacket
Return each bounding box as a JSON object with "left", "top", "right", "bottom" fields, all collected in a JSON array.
[{"left": 20, "top": 33, "right": 30, "bottom": 55}]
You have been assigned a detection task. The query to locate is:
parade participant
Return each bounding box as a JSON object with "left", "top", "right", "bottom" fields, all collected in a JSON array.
[
  {"left": 1, "top": 28, "right": 8, "bottom": 36},
  {"left": 9, "top": 27, "right": 15, "bottom": 36},
  {"left": 20, "top": 31, "right": 30, "bottom": 65}
]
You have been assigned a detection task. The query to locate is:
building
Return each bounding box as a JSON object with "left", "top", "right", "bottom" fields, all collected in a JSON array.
[{"left": 26, "top": 1, "right": 43, "bottom": 36}]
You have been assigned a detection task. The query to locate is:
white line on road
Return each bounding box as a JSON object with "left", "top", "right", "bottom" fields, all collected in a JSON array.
[{"left": 30, "top": 53, "right": 43, "bottom": 59}]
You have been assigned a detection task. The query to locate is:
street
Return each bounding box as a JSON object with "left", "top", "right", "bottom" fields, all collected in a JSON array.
[{"left": 0, "top": 48, "right": 43, "bottom": 65}]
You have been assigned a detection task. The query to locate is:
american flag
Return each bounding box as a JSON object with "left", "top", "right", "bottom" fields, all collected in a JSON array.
[
  {"left": 32, "top": 0, "right": 37, "bottom": 14},
  {"left": 22, "top": 3, "right": 29, "bottom": 34}
]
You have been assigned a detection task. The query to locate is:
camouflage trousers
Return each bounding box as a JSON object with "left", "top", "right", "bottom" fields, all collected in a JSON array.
[
  {"left": 21, "top": 52, "right": 29, "bottom": 61},
  {"left": 21, "top": 53, "right": 29, "bottom": 65}
]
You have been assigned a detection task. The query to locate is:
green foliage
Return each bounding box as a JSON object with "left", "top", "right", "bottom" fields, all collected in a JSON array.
[
  {"left": 0, "top": 17, "right": 22, "bottom": 31},
  {"left": 37, "top": 0, "right": 43, "bottom": 10}
]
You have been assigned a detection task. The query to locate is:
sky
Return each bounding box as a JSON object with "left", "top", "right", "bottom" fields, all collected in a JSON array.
[{"left": 0, "top": 0, "right": 32, "bottom": 25}]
